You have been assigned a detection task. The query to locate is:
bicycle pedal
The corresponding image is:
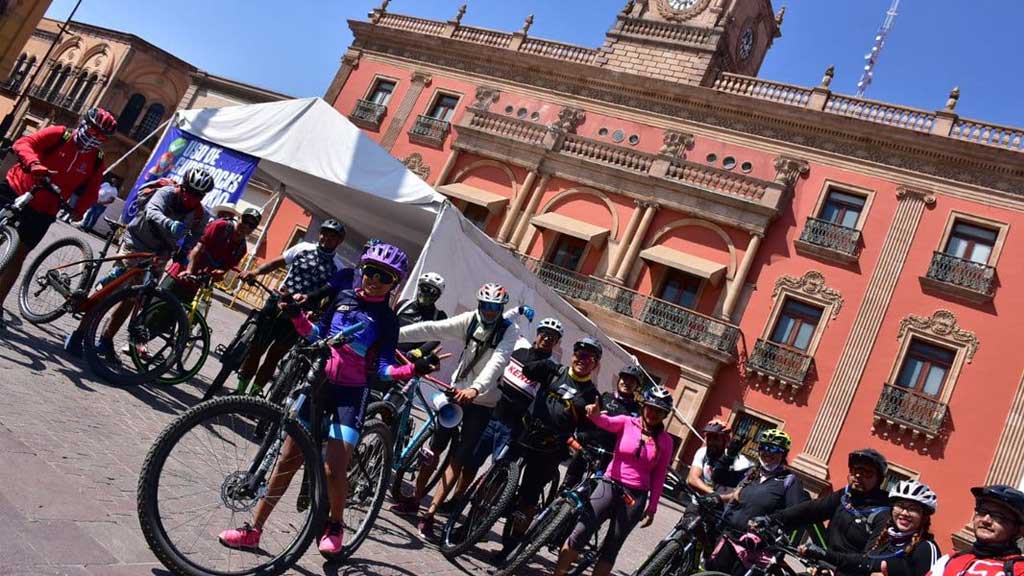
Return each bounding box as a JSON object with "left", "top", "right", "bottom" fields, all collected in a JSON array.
[{"left": 215, "top": 344, "right": 227, "bottom": 355}]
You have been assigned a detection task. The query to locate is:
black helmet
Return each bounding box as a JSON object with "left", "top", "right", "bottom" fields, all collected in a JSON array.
[
  {"left": 971, "top": 485, "right": 1024, "bottom": 524},
  {"left": 618, "top": 364, "right": 644, "bottom": 383},
  {"left": 573, "top": 336, "right": 603, "bottom": 359},
  {"left": 849, "top": 448, "right": 888, "bottom": 479},
  {"left": 321, "top": 219, "right": 345, "bottom": 236},
  {"left": 642, "top": 385, "right": 673, "bottom": 414},
  {"left": 240, "top": 207, "right": 262, "bottom": 226}
]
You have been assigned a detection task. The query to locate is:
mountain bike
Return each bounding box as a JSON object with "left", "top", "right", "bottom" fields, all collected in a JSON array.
[
  {"left": 138, "top": 322, "right": 395, "bottom": 575},
  {"left": 693, "top": 519, "right": 837, "bottom": 576},
  {"left": 633, "top": 489, "right": 722, "bottom": 576},
  {"left": 0, "top": 177, "right": 62, "bottom": 273}
]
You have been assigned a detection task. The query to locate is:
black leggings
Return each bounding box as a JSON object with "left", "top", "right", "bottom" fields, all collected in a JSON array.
[{"left": 567, "top": 478, "right": 648, "bottom": 563}]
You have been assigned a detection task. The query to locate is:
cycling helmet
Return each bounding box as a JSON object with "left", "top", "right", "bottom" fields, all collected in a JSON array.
[
  {"left": 418, "top": 272, "right": 445, "bottom": 294},
  {"left": 756, "top": 428, "right": 792, "bottom": 452},
  {"left": 240, "top": 207, "right": 262, "bottom": 226},
  {"left": 642, "top": 385, "right": 673, "bottom": 414},
  {"left": 321, "top": 218, "right": 346, "bottom": 236},
  {"left": 84, "top": 107, "right": 117, "bottom": 135},
  {"left": 849, "top": 448, "right": 888, "bottom": 479},
  {"left": 360, "top": 242, "right": 408, "bottom": 282},
  {"left": 890, "top": 480, "right": 938, "bottom": 513},
  {"left": 573, "top": 336, "right": 603, "bottom": 359},
  {"left": 537, "top": 317, "right": 563, "bottom": 337},
  {"left": 619, "top": 364, "right": 644, "bottom": 382},
  {"left": 182, "top": 167, "right": 215, "bottom": 195},
  {"left": 477, "top": 283, "right": 510, "bottom": 305},
  {"left": 971, "top": 485, "right": 1024, "bottom": 523},
  {"left": 363, "top": 238, "right": 382, "bottom": 254},
  {"left": 703, "top": 418, "right": 731, "bottom": 435}
]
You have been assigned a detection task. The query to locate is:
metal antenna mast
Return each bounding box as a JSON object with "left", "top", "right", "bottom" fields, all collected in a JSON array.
[{"left": 856, "top": 0, "right": 900, "bottom": 97}]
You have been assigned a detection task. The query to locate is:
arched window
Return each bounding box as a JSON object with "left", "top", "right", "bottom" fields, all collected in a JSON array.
[
  {"left": 73, "top": 74, "right": 98, "bottom": 112},
  {"left": 7, "top": 54, "right": 26, "bottom": 89},
  {"left": 64, "top": 69, "right": 88, "bottom": 108},
  {"left": 18, "top": 56, "right": 37, "bottom": 92},
  {"left": 47, "top": 65, "right": 71, "bottom": 101},
  {"left": 38, "top": 61, "right": 61, "bottom": 96},
  {"left": 117, "top": 93, "right": 146, "bottom": 134},
  {"left": 133, "top": 102, "right": 165, "bottom": 139}
]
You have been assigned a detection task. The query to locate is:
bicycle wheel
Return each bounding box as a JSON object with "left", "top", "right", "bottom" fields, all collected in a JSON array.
[
  {"left": 494, "top": 498, "right": 576, "bottom": 576},
  {"left": 263, "top": 349, "right": 308, "bottom": 407},
  {"left": 18, "top": 236, "right": 93, "bottom": 324},
  {"left": 441, "top": 458, "right": 520, "bottom": 558},
  {"left": 635, "top": 540, "right": 689, "bottom": 576},
  {"left": 205, "top": 321, "right": 258, "bottom": 399},
  {"left": 141, "top": 313, "right": 210, "bottom": 386},
  {"left": 543, "top": 468, "right": 561, "bottom": 508},
  {"left": 82, "top": 285, "right": 188, "bottom": 386},
  {"left": 388, "top": 424, "right": 451, "bottom": 502},
  {"left": 137, "top": 396, "right": 327, "bottom": 576},
  {"left": 321, "top": 420, "right": 394, "bottom": 561},
  {"left": 0, "top": 224, "right": 20, "bottom": 276},
  {"left": 569, "top": 517, "right": 611, "bottom": 576}
]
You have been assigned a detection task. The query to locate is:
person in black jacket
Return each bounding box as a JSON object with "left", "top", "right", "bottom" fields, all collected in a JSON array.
[
  {"left": 800, "top": 479, "right": 941, "bottom": 576},
  {"left": 394, "top": 272, "right": 448, "bottom": 355},
  {"left": 705, "top": 428, "right": 808, "bottom": 576},
  {"left": 769, "top": 448, "right": 892, "bottom": 556}
]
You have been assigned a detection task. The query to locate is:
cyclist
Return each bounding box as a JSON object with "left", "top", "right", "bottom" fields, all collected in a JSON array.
[
  {"left": 800, "top": 479, "right": 940, "bottom": 576},
  {"left": 705, "top": 428, "right": 807, "bottom": 576},
  {"left": 64, "top": 166, "right": 213, "bottom": 356},
  {"left": 394, "top": 272, "right": 448, "bottom": 355},
  {"left": 226, "top": 218, "right": 346, "bottom": 397},
  {"left": 396, "top": 283, "right": 521, "bottom": 539},
  {"left": 0, "top": 107, "right": 116, "bottom": 331},
  {"left": 553, "top": 386, "right": 674, "bottom": 576},
  {"left": 692, "top": 419, "right": 755, "bottom": 497},
  {"left": 927, "top": 485, "right": 1024, "bottom": 576},
  {"left": 769, "top": 448, "right": 891, "bottom": 555},
  {"left": 217, "top": 242, "right": 446, "bottom": 555},
  {"left": 562, "top": 364, "right": 643, "bottom": 489},
  {"left": 493, "top": 336, "right": 604, "bottom": 563}
]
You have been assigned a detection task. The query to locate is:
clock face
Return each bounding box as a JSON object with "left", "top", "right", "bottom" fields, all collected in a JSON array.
[
  {"left": 668, "top": 0, "right": 699, "bottom": 8},
  {"left": 739, "top": 27, "right": 755, "bottom": 61}
]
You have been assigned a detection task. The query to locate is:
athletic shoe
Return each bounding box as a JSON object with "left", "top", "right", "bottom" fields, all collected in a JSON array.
[
  {"left": 417, "top": 513, "right": 435, "bottom": 540},
  {"left": 389, "top": 497, "right": 419, "bottom": 516},
  {"left": 318, "top": 521, "right": 344, "bottom": 555},
  {"left": 218, "top": 523, "right": 261, "bottom": 550},
  {"left": 95, "top": 337, "right": 121, "bottom": 366},
  {"left": 437, "top": 498, "right": 458, "bottom": 516}
]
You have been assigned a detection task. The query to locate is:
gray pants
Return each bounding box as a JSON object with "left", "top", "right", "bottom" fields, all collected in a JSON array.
[{"left": 567, "top": 478, "right": 648, "bottom": 563}]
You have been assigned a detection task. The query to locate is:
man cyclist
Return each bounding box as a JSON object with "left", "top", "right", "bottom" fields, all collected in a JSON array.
[
  {"left": 394, "top": 272, "right": 448, "bottom": 355},
  {"left": 690, "top": 419, "right": 754, "bottom": 498},
  {"left": 0, "top": 107, "right": 116, "bottom": 331},
  {"left": 493, "top": 336, "right": 603, "bottom": 563},
  {"left": 396, "top": 283, "right": 521, "bottom": 539},
  {"left": 927, "top": 485, "right": 1024, "bottom": 576},
  {"left": 202, "top": 218, "right": 346, "bottom": 399},
  {"left": 561, "top": 363, "right": 644, "bottom": 489}
]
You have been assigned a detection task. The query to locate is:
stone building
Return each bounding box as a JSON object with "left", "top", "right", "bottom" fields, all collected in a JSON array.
[
  {"left": 274, "top": 0, "right": 1024, "bottom": 544},
  {"left": 0, "top": 0, "right": 52, "bottom": 113}
]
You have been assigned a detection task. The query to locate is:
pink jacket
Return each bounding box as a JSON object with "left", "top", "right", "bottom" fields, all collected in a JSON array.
[{"left": 590, "top": 413, "right": 674, "bottom": 515}]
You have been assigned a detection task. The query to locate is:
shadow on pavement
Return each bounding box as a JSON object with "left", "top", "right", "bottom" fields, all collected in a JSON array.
[{"left": 323, "top": 557, "right": 418, "bottom": 576}]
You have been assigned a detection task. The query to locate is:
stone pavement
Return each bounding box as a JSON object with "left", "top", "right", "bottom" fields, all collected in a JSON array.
[{"left": 0, "top": 222, "right": 685, "bottom": 575}]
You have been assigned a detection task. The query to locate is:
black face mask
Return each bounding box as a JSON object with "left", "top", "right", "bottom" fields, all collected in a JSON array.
[{"left": 972, "top": 538, "right": 1021, "bottom": 558}]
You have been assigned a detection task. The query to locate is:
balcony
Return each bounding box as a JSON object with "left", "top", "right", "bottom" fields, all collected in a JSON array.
[
  {"left": 520, "top": 256, "right": 740, "bottom": 358},
  {"left": 873, "top": 383, "right": 948, "bottom": 442},
  {"left": 794, "top": 217, "right": 862, "bottom": 264},
  {"left": 349, "top": 99, "right": 387, "bottom": 130},
  {"left": 745, "top": 339, "right": 813, "bottom": 388},
  {"left": 920, "top": 251, "right": 995, "bottom": 304},
  {"left": 408, "top": 115, "right": 451, "bottom": 148}
]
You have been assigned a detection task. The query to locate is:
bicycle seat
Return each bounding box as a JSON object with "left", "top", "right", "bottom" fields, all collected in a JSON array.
[{"left": 103, "top": 217, "right": 127, "bottom": 231}]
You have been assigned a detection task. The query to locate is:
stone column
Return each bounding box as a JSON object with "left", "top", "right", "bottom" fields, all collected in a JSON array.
[
  {"left": 323, "top": 49, "right": 362, "bottom": 105},
  {"left": 497, "top": 169, "right": 538, "bottom": 243},
  {"left": 792, "top": 187, "right": 936, "bottom": 481},
  {"left": 613, "top": 201, "right": 658, "bottom": 284},
  {"left": 605, "top": 199, "right": 645, "bottom": 281},
  {"left": 434, "top": 149, "right": 460, "bottom": 187},
  {"left": 379, "top": 71, "right": 431, "bottom": 152},
  {"left": 982, "top": 371, "right": 1024, "bottom": 486},
  {"left": 511, "top": 173, "right": 550, "bottom": 248},
  {"left": 721, "top": 232, "right": 762, "bottom": 321}
]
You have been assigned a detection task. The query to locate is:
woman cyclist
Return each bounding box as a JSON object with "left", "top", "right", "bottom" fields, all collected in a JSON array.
[
  {"left": 552, "top": 385, "right": 675, "bottom": 576},
  {"left": 217, "top": 242, "right": 446, "bottom": 555},
  {"left": 800, "top": 479, "right": 941, "bottom": 576}
]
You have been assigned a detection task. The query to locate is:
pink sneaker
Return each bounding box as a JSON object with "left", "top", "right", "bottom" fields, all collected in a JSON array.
[
  {"left": 218, "top": 523, "right": 261, "bottom": 550},
  {"left": 318, "top": 521, "right": 344, "bottom": 555}
]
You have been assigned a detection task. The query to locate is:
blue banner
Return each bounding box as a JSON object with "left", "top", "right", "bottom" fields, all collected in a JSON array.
[{"left": 121, "top": 125, "right": 259, "bottom": 221}]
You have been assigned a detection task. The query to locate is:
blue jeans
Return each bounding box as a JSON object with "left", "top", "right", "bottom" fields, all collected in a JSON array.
[
  {"left": 81, "top": 203, "right": 107, "bottom": 231},
  {"left": 466, "top": 419, "right": 513, "bottom": 471}
]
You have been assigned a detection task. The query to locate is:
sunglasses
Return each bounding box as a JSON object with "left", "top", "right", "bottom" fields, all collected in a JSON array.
[
  {"left": 479, "top": 301, "right": 504, "bottom": 313},
  {"left": 758, "top": 444, "right": 786, "bottom": 454},
  {"left": 419, "top": 285, "right": 441, "bottom": 298},
  {"left": 573, "top": 350, "right": 600, "bottom": 362},
  {"left": 974, "top": 508, "right": 1018, "bottom": 525},
  {"left": 363, "top": 265, "right": 397, "bottom": 285},
  {"left": 183, "top": 186, "right": 206, "bottom": 197}
]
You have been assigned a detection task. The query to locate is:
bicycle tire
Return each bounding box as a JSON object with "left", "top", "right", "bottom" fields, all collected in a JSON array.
[
  {"left": 137, "top": 396, "right": 327, "bottom": 576},
  {"left": 204, "top": 321, "right": 258, "bottom": 399},
  {"left": 544, "top": 468, "right": 561, "bottom": 508},
  {"left": 18, "top": 236, "right": 92, "bottom": 324},
  {"left": 143, "top": 312, "right": 210, "bottom": 385},
  {"left": 494, "top": 498, "right": 576, "bottom": 576},
  {"left": 440, "top": 458, "right": 520, "bottom": 558},
  {"left": 0, "top": 224, "right": 19, "bottom": 275},
  {"left": 634, "top": 540, "right": 687, "bottom": 576},
  {"left": 688, "top": 572, "right": 731, "bottom": 576},
  {"left": 262, "top": 350, "right": 308, "bottom": 407},
  {"left": 385, "top": 414, "right": 451, "bottom": 503},
  {"left": 82, "top": 286, "right": 188, "bottom": 386}
]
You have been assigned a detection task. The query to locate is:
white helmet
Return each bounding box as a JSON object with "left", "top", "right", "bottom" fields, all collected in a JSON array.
[
  {"left": 477, "top": 283, "right": 509, "bottom": 305},
  {"left": 537, "top": 317, "right": 563, "bottom": 336},
  {"left": 418, "top": 272, "right": 445, "bottom": 294},
  {"left": 889, "top": 480, "right": 938, "bottom": 513}
]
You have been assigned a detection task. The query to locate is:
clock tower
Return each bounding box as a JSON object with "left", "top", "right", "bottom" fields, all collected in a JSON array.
[{"left": 599, "top": 0, "right": 782, "bottom": 86}]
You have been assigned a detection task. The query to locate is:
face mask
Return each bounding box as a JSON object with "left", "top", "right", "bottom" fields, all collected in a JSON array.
[
  {"left": 73, "top": 122, "right": 104, "bottom": 150},
  {"left": 759, "top": 457, "right": 782, "bottom": 472},
  {"left": 179, "top": 191, "right": 202, "bottom": 211}
]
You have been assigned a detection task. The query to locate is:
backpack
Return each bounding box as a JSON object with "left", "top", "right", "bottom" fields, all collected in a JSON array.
[
  {"left": 454, "top": 314, "right": 511, "bottom": 382},
  {"left": 39, "top": 128, "right": 106, "bottom": 173}
]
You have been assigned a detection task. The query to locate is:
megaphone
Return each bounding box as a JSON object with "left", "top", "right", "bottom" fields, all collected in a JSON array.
[{"left": 431, "top": 392, "right": 463, "bottom": 429}]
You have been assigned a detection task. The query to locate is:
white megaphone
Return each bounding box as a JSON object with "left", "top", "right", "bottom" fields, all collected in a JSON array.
[{"left": 431, "top": 392, "right": 463, "bottom": 429}]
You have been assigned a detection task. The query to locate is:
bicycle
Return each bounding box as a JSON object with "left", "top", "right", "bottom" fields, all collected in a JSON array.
[
  {"left": 633, "top": 489, "right": 723, "bottom": 576},
  {"left": 138, "top": 321, "right": 395, "bottom": 576},
  {"left": 492, "top": 441, "right": 614, "bottom": 576},
  {"left": 692, "top": 520, "right": 837, "bottom": 576},
  {"left": 18, "top": 216, "right": 188, "bottom": 385},
  {"left": 0, "top": 177, "right": 63, "bottom": 273}
]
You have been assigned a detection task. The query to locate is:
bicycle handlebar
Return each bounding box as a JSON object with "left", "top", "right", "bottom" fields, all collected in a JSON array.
[{"left": 395, "top": 350, "right": 455, "bottom": 392}]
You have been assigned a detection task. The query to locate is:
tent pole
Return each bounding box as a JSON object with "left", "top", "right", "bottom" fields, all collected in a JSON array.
[
  {"left": 251, "top": 183, "right": 285, "bottom": 265},
  {"left": 103, "top": 115, "right": 174, "bottom": 177}
]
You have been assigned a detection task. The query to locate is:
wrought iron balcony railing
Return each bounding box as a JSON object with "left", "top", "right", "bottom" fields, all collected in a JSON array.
[
  {"left": 520, "top": 256, "right": 740, "bottom": 355},
  {"left": 409, "top": 115, "right": 451, "bottom": 147},
  {"left": 745, "top": 339, "right": 813, "bottom": 386},
  {"left": 874, "top": 383, "right": 948, "bottom": 438},
  {"left": 350, "top": 99, "right": 387, "bottom": 129},
  {"left": 925, "top": 251, "right": 995, "bottom": 298},
  {"left": 797, "top": 217, "right": 862, "bottom": 260}
]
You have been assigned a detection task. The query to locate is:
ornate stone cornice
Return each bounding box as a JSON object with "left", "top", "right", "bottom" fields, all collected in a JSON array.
[
  {"left": 471, "top": 85, "right": 500, "bottom": 110},
  {"left": 342, "top": 49, "right": 362, "bottom": 68},
  {"left": 772, "top": 270, "right": 843, "bottom": 318},
  {"left": 410, "top": 71, "right": 432, "bottom": 86},
  {"left": 659, "top": 130, "right": 695, "bottom": 157},
  {"left": 773, "top": 155, "right": 809, "bottom": 187},
  {"left": 550, "top": 106, "right": 586, "bottom": 134},
  {"left": 898, "top": 309, "right": 979, "bottom": 362}
]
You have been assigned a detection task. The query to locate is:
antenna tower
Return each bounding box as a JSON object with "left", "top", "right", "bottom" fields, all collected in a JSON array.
[{"left": 856, "top": 0, "right": 900, "bottom": 97}]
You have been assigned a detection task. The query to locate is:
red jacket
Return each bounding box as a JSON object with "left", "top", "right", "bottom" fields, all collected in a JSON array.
[
  {"left": 5, "top": 125, "right": 105, "bottom": 218},
  {"left": 928, "top": 553, "right": 1024, "bottom": 576}
]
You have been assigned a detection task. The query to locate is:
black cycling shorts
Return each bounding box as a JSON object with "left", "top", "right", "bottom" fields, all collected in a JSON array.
[
  {"left": 429, "top": 402, "right": 491, "bottom": 466},
  {"left": 1, "top": 182, "right": 56, "bottom": 250}
]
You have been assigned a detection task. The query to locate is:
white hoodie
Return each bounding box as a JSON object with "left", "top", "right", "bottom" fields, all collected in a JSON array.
[{"left": 399, "top": 309, "right": 520, "bottom": 408}]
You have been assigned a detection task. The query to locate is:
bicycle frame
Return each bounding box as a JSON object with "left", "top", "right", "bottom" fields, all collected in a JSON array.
[{"left": 391, "top": 377, "right": 446, "bottom": 473}]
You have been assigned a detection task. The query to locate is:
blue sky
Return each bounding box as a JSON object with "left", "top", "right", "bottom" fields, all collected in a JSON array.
[{"left": 46, "top": 0, "right": 1022, "bottom": 126}]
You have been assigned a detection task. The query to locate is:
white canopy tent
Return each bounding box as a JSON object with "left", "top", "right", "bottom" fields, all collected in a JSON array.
[{"left": 167, "top": 97, "right": 656, "bottom": 395}]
